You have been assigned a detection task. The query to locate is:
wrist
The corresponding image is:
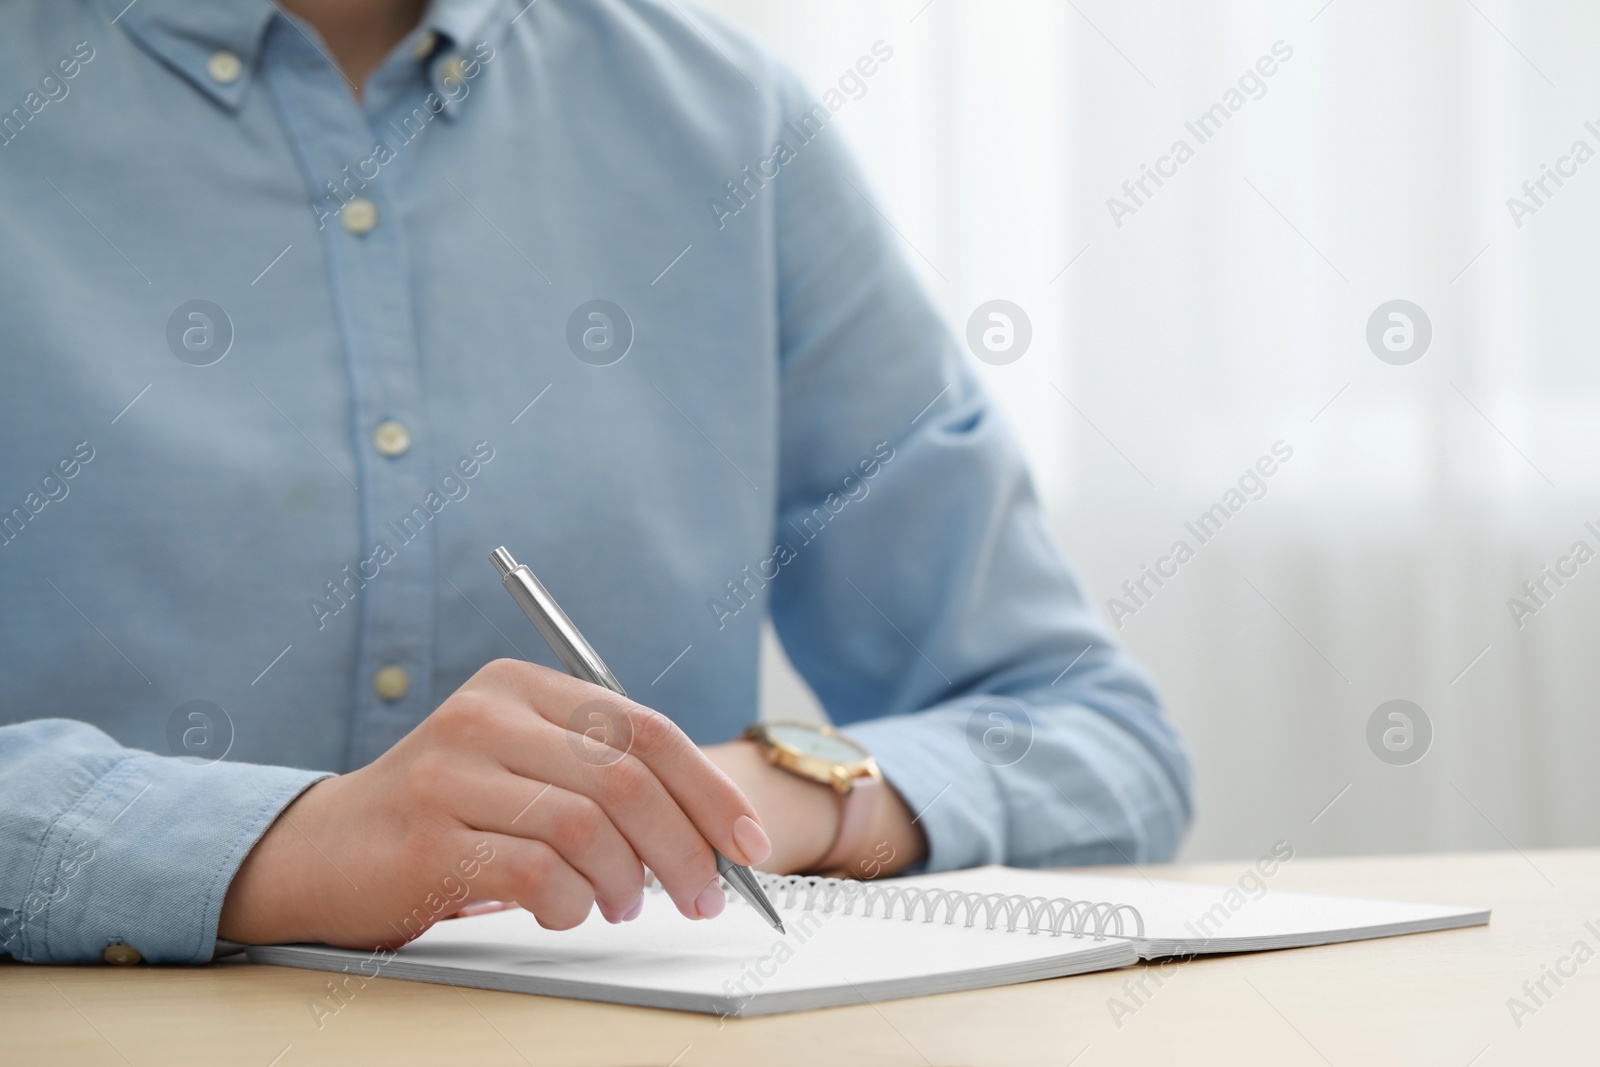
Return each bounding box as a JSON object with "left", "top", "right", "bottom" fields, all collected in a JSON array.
[
  {"left": 852, "top": 770, "right": 926, "bottom": 879},
  {"left": 703, "top": 740, "right": 839, "bottom": 873},
  {"left": 218, "top": 779, "right": 331, "bottom": 945},
  {"left": 705, "top": 732, "right": 928, "bottom": 880}
]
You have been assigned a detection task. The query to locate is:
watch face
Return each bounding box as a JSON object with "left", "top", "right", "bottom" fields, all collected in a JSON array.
[{"left": 766, "top": 723, "right": 866, "bottom": 764}]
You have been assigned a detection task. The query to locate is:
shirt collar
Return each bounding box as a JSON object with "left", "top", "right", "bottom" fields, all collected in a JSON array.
[
  {"left": 418, "top": 0, "right": 511, "bottom": 121},
  {"left": 101, "top": 0, "right": 509, "bottom": 113},
  {"left": 100, "top": 0, "right": 276, "bottom": 111}
]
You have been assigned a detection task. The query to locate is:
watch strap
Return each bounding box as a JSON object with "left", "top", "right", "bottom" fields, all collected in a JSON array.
[{"left": 817, "top": 768, "right": 882, "bottom": 874}]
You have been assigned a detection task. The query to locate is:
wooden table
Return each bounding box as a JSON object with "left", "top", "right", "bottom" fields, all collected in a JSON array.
[{"left": 4, "top": 849, "right": 1594, "bottom": 1066}]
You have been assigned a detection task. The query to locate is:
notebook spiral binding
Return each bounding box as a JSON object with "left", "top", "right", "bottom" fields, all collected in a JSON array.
[{"left": 742, "top": 872, "right": 1145, "bottom": 940}]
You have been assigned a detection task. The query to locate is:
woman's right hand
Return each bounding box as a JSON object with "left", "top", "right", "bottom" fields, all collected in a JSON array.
[{"left": 218, "top": 658, "right": 772, "bottom": 949}]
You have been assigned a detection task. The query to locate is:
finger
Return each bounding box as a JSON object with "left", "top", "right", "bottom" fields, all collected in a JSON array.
[
  {"left": 459, "top": 662, "right": 744, "bottom": 916},
  {"left": 454, "top": 774, "right": 646, "bottom": 922},
  {"left": 494, "top": 717, "right": 723, "bottom": 920},
  {"left": 470, "top": 834, "right": 596, "bottom": 931},
  {"left": 477, "top": 661, "right": 771, "bottom": 866},
  {"left": 607, "top": 703, "right": 772, "bottom": 869}
]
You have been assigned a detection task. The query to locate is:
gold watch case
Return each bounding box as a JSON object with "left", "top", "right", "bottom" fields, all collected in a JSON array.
[{"left": 742, "top": 721, "right": 880, "bottom": 794}]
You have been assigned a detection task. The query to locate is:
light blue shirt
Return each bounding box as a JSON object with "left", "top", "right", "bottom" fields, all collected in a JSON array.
[{"left": 0, "top": 0, "right": 1191, "bottom": 963}]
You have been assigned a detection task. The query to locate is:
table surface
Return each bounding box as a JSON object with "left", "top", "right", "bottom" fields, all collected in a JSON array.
[{"left": 4, "top": 848, "right": 1595, "bottom": 1066}]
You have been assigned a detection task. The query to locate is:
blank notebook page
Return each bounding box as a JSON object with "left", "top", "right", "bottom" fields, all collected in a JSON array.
[{"left": 248, "top": 873, "right": 1137, "bottom": 1016}]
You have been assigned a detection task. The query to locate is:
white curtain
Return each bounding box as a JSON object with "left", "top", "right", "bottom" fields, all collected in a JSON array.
[{"left": 702, "top": 0, "right": 1600, "bottom": 862}]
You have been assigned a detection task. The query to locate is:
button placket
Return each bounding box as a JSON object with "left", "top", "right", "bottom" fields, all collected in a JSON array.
[{"left": 262, "top": 24, "right": 437, "bottom": 767}]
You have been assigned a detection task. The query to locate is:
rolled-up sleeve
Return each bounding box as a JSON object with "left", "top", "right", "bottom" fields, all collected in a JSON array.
[
  {"left": 0, "top": 720, "right": 329, "bottom": 963},
  {"left": 766, "top": 72, "right": 1193, "bottom": 871}
]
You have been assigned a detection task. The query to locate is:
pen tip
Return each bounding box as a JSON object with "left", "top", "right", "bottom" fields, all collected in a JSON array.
[{"left": 776, "top": 920, "right": 786, "bottom": 934}]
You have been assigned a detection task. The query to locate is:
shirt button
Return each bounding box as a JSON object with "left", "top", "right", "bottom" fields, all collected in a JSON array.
[
  {"left": 373, "top": 665, "right": 410, "bottom": 702},
  {"left": 103, "top": 942, "right": 143, "bottom": 965},
  {"left": 372, "top": 420, "right": 411, "bottom": 458},
  {"left": 342, "top": 198, "right": 379, "bottom": 236},
  {"left": 441, "top": 55, "right": 466, "bottom": 84},
  {"left": 413, "top": 31, "right": 438, "bottom": 59},
  {"left": 206, "top": 51, "right": 243, "bottom": 85}
]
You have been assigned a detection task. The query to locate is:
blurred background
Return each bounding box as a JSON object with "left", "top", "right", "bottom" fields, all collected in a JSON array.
[{"left": 697, "top": 0, "right": 1600, "bottom": 863}]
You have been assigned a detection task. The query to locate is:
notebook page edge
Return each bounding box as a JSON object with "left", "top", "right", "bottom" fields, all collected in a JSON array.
[
  {"left": 247, "top": 943, "right": 743, "bottom": 1016},
  {"left": 247, "top": 935, "right": 1139, "bottom": 1017}
]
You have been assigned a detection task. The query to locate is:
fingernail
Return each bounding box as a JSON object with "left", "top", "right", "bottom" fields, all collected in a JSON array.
[
  {"left": 622, "top": 895, "right": 645, "bottom": 922},
  {"left": 732, "top": 815, "right": 772, "bottom": 866},
  {"left": 694, "top": 882, "right": 726, "bottom": 920}
]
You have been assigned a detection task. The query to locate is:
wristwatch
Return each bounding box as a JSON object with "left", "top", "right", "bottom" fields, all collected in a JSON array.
[{"left": 743, "top": 721, "right": 883, "bottom": 874}]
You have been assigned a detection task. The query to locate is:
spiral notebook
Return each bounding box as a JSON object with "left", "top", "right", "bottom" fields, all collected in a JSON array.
[{"left": 247, "top": 866, "right": 1486, "bottom": 1016}]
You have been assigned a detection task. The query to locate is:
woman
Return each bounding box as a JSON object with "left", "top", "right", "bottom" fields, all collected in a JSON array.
[{"left": 0, "top": 0, "right": 1190, "bottom": 963}]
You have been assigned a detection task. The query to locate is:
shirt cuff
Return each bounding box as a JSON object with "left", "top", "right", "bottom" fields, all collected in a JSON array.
[
  {"left": 842, "top": 697, "right": 1190, "bottom": 874},
  {"left": 14, "top": 746, "right": 330, "bottom": 964}
]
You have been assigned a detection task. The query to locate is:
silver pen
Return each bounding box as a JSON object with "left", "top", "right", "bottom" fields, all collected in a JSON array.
[{"left": 490, "top": 546, "right": 785, "bottom": 934}]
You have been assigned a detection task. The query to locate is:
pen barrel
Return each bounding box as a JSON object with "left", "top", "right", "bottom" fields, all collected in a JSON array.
[{"left": 494, "top": 556, "right": 628, "bottom": 697}]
